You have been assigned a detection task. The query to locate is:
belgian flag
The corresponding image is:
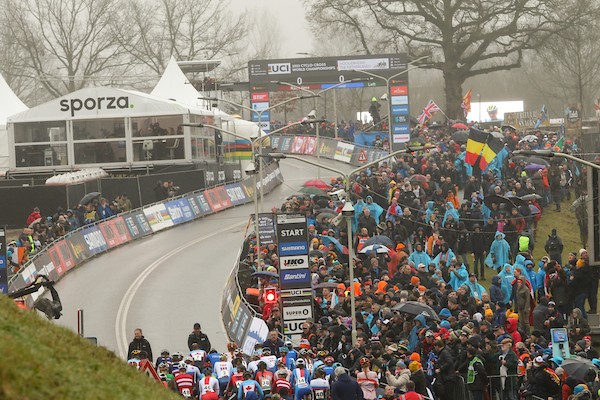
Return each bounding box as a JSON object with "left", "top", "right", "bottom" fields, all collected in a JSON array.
[
  {"left": 465, "top": 128, "right": 488, "bottom": 165},
  {"left": 479, "top": 136, "right": 504, "bottom": 170}
]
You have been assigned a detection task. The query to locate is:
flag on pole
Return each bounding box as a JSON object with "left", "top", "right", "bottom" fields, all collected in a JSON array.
[
  {"left": 479, "top": 135, "right": 504, "bottom": 170},
  {"left": 416, "top": 100, "right": 441, "bottom": 126},
  {"left": 461, "top": 89, "right": 472, "bottom": 119},
  {"left": 555, "top": 137, "right": 564, "bottom": 151},
  {"left": 465, "top": 127, "right": 488, "bottom": 165},
  {"left": 533, "top": 104, "right": 547, "bottom": 129}
]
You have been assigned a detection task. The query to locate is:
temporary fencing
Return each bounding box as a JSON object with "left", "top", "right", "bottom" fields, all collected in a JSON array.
[{"left": 8, "top": 162, "right": 284, "bottom": 309}]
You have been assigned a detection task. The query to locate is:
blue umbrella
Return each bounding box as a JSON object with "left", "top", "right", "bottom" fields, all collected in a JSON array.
[
  {"left": 363, "top": 235, "right": 394, "bottom": 248},
  {"left": 359, "top": 244, "right": 390, "bottom": 254},
  {"left": 321, "top": 235, "right": 344, "bottom": 253}
]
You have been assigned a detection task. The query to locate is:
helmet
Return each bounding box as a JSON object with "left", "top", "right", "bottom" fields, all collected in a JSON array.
[
  {"left": 220, "top": 353, "right": 228, "bottom": 360},
  {"left": 299, "top": 348, "right": 308, "bottom": 355},
  {"left": 324, "top": 356, "right": 335, "bottom": 364},
  {"left": 262, "top": 348, "right": 271, "bottom": 355},
  {"left": 227, "top": 342, "right": 237, "bottom": 351},
  {"left": 487, "top": 104, "right": 498, "bottom": 112},
  {"left": 285, "top": 341, "right": 293, "bottom": 347},
  {"left": 359, "top": 357, "right": 371, "bottom": 366},
  {"left": 178, "top": 362, "right": 187, "bottom": 371},
  {"left": 131, "top": 350, "right": 141, "bottom": 356},
  {"left": 317, "top": 351, "right": 327, "bottom": 358},
  {"left": 371, "top": 97, "right": 378, "bottom": 102},
  {"left": 296, "top": 359, "right": 305, "bottom": 366}
]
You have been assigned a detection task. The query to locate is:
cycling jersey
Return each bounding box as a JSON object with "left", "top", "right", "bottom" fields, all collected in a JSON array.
[
  {"left": 174, "top": 372, "right": 195, "bottom": 398},
  {"left": 237, "top": 379, "right": 264, "bottom": 400},
  {"left": 200, "top": 375, "right": 219, "bottom": 399},
  {"left": 310, "top": 378, "right": 330, "bottom": 400},
  {"left": 214, "top": 361, "right": 233, "bottom": 379},
  {"left": 255, "top": 370, "right": 274, "bottom": 393},
  {"left": 357, "top": 370, "right": 379, "bottom": 400}
]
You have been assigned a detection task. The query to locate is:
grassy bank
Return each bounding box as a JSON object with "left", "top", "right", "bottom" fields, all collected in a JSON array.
[{"left": 0, "top": 295, "right": 180, "bottom": 400}]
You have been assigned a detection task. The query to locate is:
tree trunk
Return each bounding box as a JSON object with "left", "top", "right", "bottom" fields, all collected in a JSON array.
[{"left": 443, "top": 67, "right": 465, "bottom": 120}]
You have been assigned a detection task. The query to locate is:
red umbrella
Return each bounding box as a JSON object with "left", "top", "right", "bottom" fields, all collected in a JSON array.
[
  {"left": 452, "top": 122, "right": 469, "bottom": 130},
  {"left": 303, "top": 179, "right": 332, "bottom": 189}
]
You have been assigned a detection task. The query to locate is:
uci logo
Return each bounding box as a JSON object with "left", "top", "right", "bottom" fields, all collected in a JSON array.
[{"left": 267, "top": 63, "right": 291, "bottom": 75}]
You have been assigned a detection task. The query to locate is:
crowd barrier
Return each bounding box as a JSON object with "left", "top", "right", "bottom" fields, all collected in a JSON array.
[
  {"left": 221, "top": 136, "right": 386, "bottom": 349},
  {"left": 8, "top": 162, "right": 284, "bottom": 308}
]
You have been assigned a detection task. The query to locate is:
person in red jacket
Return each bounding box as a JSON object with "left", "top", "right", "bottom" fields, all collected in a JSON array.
[{"left": 26, "top": 207, "right": 41, "bottom": 226}]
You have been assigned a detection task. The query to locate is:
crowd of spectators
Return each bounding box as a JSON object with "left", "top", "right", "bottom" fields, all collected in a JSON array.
[{"left": 236, "top": 125, "right": 599, "bottom": 399}]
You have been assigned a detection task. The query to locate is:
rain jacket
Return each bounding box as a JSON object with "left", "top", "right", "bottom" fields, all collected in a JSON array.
[
  {"left": 365, "top": 196, "right": 384, "bottom": 222},
  {"left": 409, "top": 250, "right": 432, "bottom": 271},
  {"left": 409, "top": 314, "right": 429, "bottom": 352},
  {"left": 466, "top": 279, "right": 487, "bottom": 300},
  {"left": 485, "top": 232, "right": 511, "bottom": 269},
  {"left": 449, "top": 263, "right": 469, "bottom": 290},
  {"left": 498, "top": 264, "right": 515, "bottom": 304},
  {"left": 433, "top": 248, "right": 456, "bottom": 268},
  {"left": 425, "top": 201, "right": 435, "bottom": 223},
  {"left": 442, "top": 202, "right": 460, "bottom": 225},
  {"left": 490, "top": 275, "right": 504, "bottom": 305}
]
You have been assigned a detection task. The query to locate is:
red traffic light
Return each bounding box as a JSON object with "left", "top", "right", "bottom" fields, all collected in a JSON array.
[{"left": 264, "top": 287, "right": 278, "bottom": 304}]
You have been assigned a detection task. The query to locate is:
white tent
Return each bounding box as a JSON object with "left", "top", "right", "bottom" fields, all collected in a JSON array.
[
  {"left": 151, "top": 56, "right": 209, "bottom": 108},
  {"left": 0, "top": 73, "right": 28, "bottom": 173}
]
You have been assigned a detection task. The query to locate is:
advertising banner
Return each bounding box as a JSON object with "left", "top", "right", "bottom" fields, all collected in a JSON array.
[
  {"left": 80, "top": 225, "right": 109, "bottom": 256},
  {"left": 319, "top": 138, "right": 338, "bottom": 159},
  {"left": 0, "top": 227, "right": 6, "bottom": 294},
  {"left": 33, "top": 251, "right": 58, "bottom": 282},
  {"left": 224, "top": 183, "right": 249, "bottom": 206},
  {"left": 279, "top": 136, "right": 294, "bottom": 153},
  {"left": 195, "top": 193, "right": 213, "bottom": 215},
  {"left": 47, "top": 240, "right": 76, "bottom": 276},
  {"left": 143, "top": 203, "right": 174, "bottom": 232},
  {"left": 242, "top": 317, "right": 269, "bottom": 356},
  {"left": 334, "top": 141, "right": 355, "bottom": 163},
  {"left": 276, "top": 213, "right": 310, "bottom": 291},
  {"left": 66, "top": 231, "right": 92, "bottom": 263},
  {"left": 99, "top": 218, "right": 132, "bottom": 248},
  {"left": 251, "top": 213, "right": 276, "bottom": 245},
  {"left": 123, "top": 211, "right": 153, "bottom": 239},
  {"left": 290, "top": 136, "right": 307, "bottom": 154},
  {"left": 304, "top": 136, "right": 317, "bottom": 155},
  {"left": 205, "top": 187, "right": 233, "bottom": 212},
  {"left": 165, "top": 198, "right": 195, "bottom": 225},
  {"left": 270, "top": 135, "right": 282, "bottom": 151}
]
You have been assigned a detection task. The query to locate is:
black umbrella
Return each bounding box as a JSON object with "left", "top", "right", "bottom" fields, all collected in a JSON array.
[
  {"left": 251, "top": 271, "right": 279, "bottom": 279},
  {"left": 451, "top": 130, "right": 469, "bottom": 144},
  {"left": 315, "top": 281, "right": 340, "bottom": 289},
  {"left": 363, "top": 235, "right": 394, "bottom": 248},
  {"left": 483, "top": 194, "right": 517, "bottom": 209},
  {"left": 79, "top": 192, "right": 101, "bottom": 205},
  {"left": 392, "top": 301, "right": 440, "bottom": 321},
  {"left": 561, "top": 356, "right": 597, "bottom": 381},
  {"left": 512, "top": 155, "right": 550, "bottom": 167}
]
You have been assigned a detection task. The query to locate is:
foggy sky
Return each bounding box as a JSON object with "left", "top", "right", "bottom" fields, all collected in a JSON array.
[{"left": 229, "top": 0, "right": 311, "bottom": 57}]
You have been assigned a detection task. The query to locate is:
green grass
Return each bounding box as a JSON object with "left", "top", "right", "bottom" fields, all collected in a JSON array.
[{"left": 0, "top": 295, "right": 181, "bottom": 400}]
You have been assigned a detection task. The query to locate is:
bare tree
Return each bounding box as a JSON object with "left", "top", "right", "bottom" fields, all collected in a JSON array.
[
  {"left": 3, "top": 0, "right": 133, "bottom": 98},
  {"left": 114, "top": 0, "right": 248, "bottom": 75},
  {"left": 304, "top": 0, "right": 598, "bottom": 119},
  {"left": 524, "top": 16, "right": 600, "bottom": 117}
]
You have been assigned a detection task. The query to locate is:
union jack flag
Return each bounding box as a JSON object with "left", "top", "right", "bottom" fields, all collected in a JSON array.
[{"left": 417, "top": 100, "right": 441, "bottom": 125}]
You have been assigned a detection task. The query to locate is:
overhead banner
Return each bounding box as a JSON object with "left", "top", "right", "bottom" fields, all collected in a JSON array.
[
  {"left": 276, "top": 213, "right": 310, "bottom": 289},
  {"left": 0, "top": 227, "right": 7, "bottom": 294},
  {"left": 504, "top": 111, "right": 551, "bottom": 129}
]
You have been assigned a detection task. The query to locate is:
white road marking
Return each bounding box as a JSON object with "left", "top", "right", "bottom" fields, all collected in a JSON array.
[{"left": 115, "top": 220, "right": 246, "bottom": 358}]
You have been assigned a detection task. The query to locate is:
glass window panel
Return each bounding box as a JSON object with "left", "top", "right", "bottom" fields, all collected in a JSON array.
[
  {"left": 15, "top": 144, "right": 68, "bottom": 167},
  {"left": 74, "top": 141, "right": 126, "bottom": 164},
  {"left": 14, "top": 121, "right": 66, "bottom": 143},
  {"left": 73, "top": 118, "right": 125, "bottom": 140},
  {"left": 132, "top": 138, "right": 184, "bottom": 161},
  {"left": 131, "top": 115, "right": 183, "bottom": 137}
]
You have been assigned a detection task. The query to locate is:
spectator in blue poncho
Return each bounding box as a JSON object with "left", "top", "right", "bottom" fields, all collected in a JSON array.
[
  {"left": 442, "top": 202, "right": 459, "bottom": 225},
  {"left": 425, "top": 201, "right": 436, "bottom": 224},
  {"left": 408, "top": 243, "right": 431, "bottom": 271},
  {"left": 409, "top": 314, "right": 429, "bottom": 352},
  {"left": 523, "top": 260, "right": 539, "bottom": 292},
  {"left": 465, "top": 274, "right": 487, "bottom": 300},
  {"left": 485, "top": 232, "right": 511, "bottom": 269},
  {"left": 448, "top": 263, "right": 468, "bottom": 290},
  {"left": 498, "top": 264, "right": 515, "bottom": 304},
  {"left": 433, "top": 243, "right": 456, "bottom": 268}
]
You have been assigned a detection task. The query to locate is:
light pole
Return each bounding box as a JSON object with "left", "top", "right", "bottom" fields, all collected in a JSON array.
[
  {"left": 266, "top": 145, "right": 424, "bottom": 346},
  {"left": 513, "top": 149, "right": 600, "bottom": 170},
  {"left": 352, "top": 57, "right": 427, "bottom": 150},
  {"left": 272, "top": 78, "right": 369, "bottom": 179}
]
